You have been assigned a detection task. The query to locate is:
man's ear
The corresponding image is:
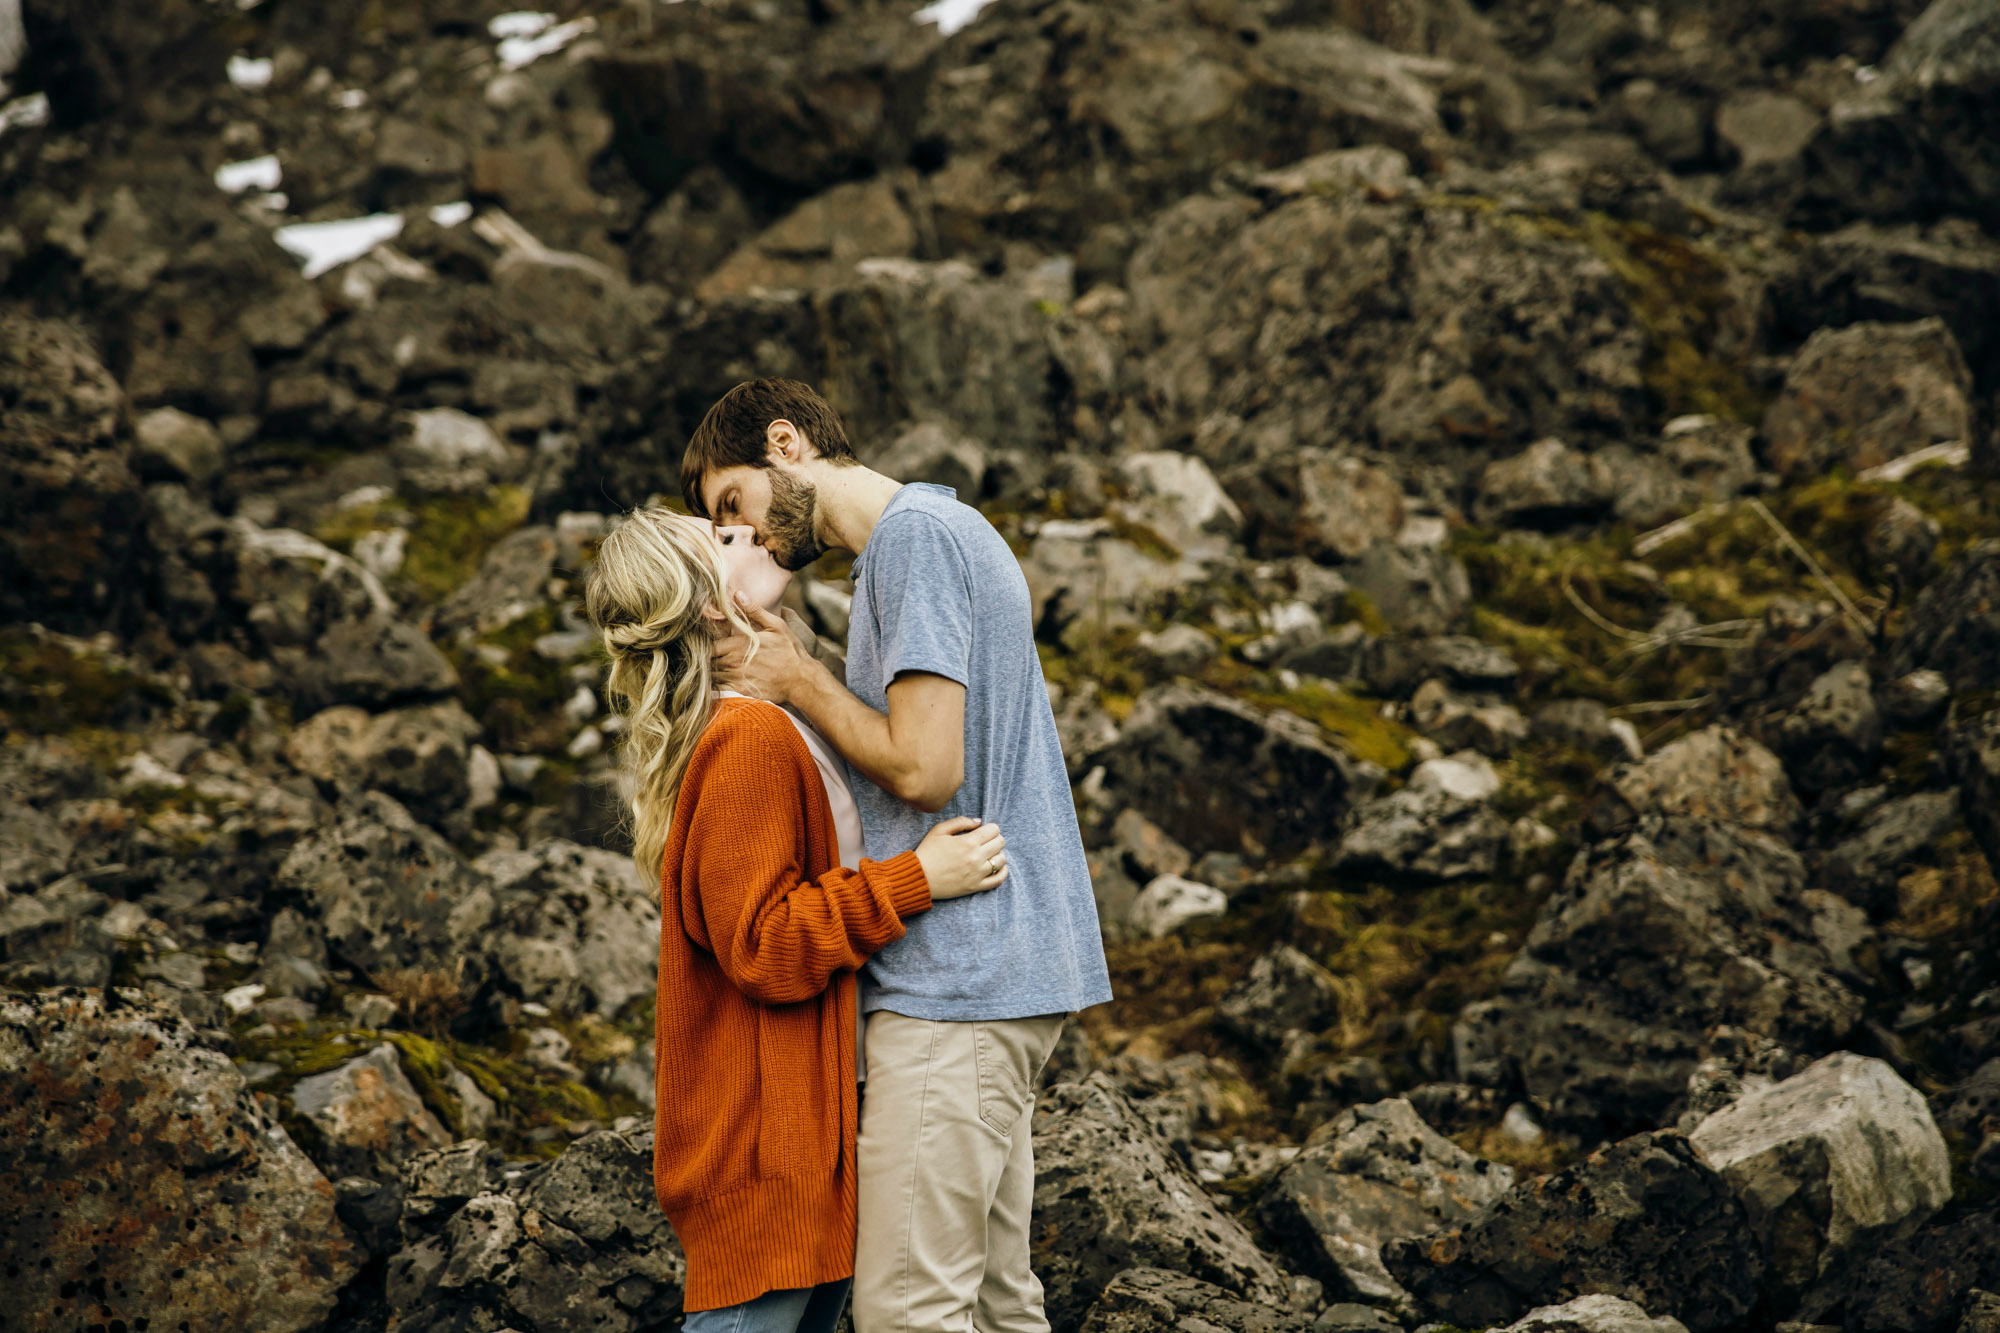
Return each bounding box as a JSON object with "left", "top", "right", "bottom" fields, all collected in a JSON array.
[{"left": 765, "top": 418, "right": 810, "bottom": 465}]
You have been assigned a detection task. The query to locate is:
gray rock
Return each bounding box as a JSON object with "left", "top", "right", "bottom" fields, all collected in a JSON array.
[
  {"left": 1032, "top": 1076, "right": 1296, "bottom": 1329},
  {"left": 1774, "top": 660, "right": 1883, "bottom": 793},
  {"left": 0, "top": 799, "right": 74, "bottom": 891},
  {"left": 434, "top": 525, "right": 558, "bottom": 638},
  {"left": 1843, "top": 1205, "right": 2000, "bottom": 1333},
  {"left": 1533, "top": 698, "right": 1639, "bottom": 762},
  {"left": 1315, "top": 1303, "right": 1404, "bottom": 1333},
  {"left": 284, "top": 701, "right": 482, "bottom": 825},
  {"left": 1128, "top": 874, "right": 1228, "bottom": 939},
  {"left": 290, "top": 1042, "right": 454, "bottom": 1184},
  {"left": 870, "top": 420, "right": 990, "bottom": 500},
  {"left": 1409, "top": 680, "right": 1528, "bottom": 756},
  {"left": 1504, "top": 1295, "right": 1690, "bottom": 1333},
  {"left": 1934, "top": 1058, "right": 2000, "bottom": 1139},
  {"left": 1225, "top": 451, "right": 1406, "bottom": 563},
  {"left": 1089, "top": 684, "right": 1376, "bottom": 861},
  {"left": 1606, "top": 726, "right": 1803, "bottom": 839},
  {"left": 1257, "top": 1098, "right": 1515, "bottom": 1309},
  {"left": 470, "top": 838, "right": 662, "bottom": 1019},
  {"left": 1947, "top": 709, "right": 2000, "bottom": 870},
  {"left": 1823, "top": 790, "right": 1961, "bottom": 909},
  {"left": 1346, "top": 544, "right": 1472, "bottom": 637},
  {"left": 1891, "top": 542, "right": 2000, "bottom": 697},
  {"left": 1962, "top": 1290, "right": 2000, "bottom": 1333},
  {"left": 1217, "top": 945, "right": 1346, "bottom": 1054},
  {"left": 1135, "top": 623, "right": 1220, "bottom": 676},
  {"left": 1474, "top": 438, "right": 1616, "bottom": 528},
  {"left": 1762, "top": 319, "right": 1974, "bottom": 482},
  {"left": 133, "top": 405, "right": 224, "bottom": 483},
  {"left": 299, "top": 610, "right": 460, "bottom": 713},
  {"left": 1717, "top": 91, "right": 1822, "bottom": 169},
  {"left": 1880, "top": 668, "right": 1953, "bottom": 726},
  {"left": 1485, "top": 819, "right": 1863, "bottom": 1136},
  {"left": 1689, "top": 1052, "right": 1952, "bottom": 1319},
  {"left": 388, "top": 1128, "right": 685, "bottom": 1332},
  {"left": 1336, "top": 753, "right": 1510, "bottom": 880},
  {"left": 1867, "top": 496, "right": 1943, "bottom": 587},
  {"left": 395, "top": 406, "right": 515, "bottom": 493},
  {"left": 1079, "top": 1268, "right": 1311, "bottom": 1333},
  {"left": 1382, "top": 1131, "right": 1762, "bottom": 1333},
  {"left": 0, "top": 990, "right": 360, "bottom": 1331},
  {"left": 1671, "top": 1026, "right": 1809, "bottom": 1131},
  {"left": 274, "top": 790, "right": 491, "bottom": 979},
  {"left": 1118, "top": 451, "right": 1243, "bottom": 548}
]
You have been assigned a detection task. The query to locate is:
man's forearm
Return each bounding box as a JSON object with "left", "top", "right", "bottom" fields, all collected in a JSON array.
[{"left": 787, "top": 662, "right": 945, "bottom": 810}]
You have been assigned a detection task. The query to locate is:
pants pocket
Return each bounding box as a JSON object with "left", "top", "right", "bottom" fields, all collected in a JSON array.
[{"left": 973, "top": 1016, "right": 1065, "bottom": 1137}]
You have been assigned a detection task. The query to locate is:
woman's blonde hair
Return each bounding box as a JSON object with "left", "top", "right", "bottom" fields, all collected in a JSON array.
[{"left": 583, "top": 506, "right": 760, "bottom": 887}]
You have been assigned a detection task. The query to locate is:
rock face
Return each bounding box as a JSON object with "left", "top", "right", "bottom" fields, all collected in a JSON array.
[
  {"left": 1090, "top": 685, "right": 1375, "bottom": 861},
  {"left": 1031, "top": 1076, "right": 1296, "bottom": 1331},
  {"left": 1382, "top": 1131, "right": 1763, "bottom": 1333},
  {"left": 1687, "top": 1051, "right": 1952, "bottom": 1317},
  {"left": 1257, "top": 1098, "right": 1515, "bottom": 1308},
  {"left": 1760, "top": 319, "right": 1974, "bottom": 480},
  {"left": 388, "top": 1128, "right": 686, "bottom": 1332},
  {"left": 273, "top": 790, "right": 490, "bottom": 981},
  {"left": 0, "top": 989, "right": 361, "bottom": 1332},
  {"left": 1479, "top": 818, "right": 1863, "bottom": 1136},
  {"left": 1078, "top": 1268, "right": 1311, "bottom": 1333},
  {"left": 290, "top": 1042, "right": 455, "bottom": 1184}
]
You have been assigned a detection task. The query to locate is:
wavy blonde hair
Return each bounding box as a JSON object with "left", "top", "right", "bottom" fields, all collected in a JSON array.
[{"left": 583, "top": 506, "right": 760, "bottom": 888}]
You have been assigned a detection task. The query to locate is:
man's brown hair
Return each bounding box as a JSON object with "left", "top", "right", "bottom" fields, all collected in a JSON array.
[{"left": 680, "top": 379, "right": 857, "bottom": 516}]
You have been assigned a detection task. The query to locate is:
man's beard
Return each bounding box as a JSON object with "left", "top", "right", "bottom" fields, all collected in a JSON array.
[{"left": 763, "top": 467, "right": 827, "bottom": 571}]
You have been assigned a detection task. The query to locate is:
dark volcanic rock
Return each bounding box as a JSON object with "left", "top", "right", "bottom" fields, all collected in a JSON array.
[
  {"left": 0, "top": 311, "right": 138, "bottom": 631},
  {"left": 1216, "top": 945, "right": 1346, "bottom": 1054},
  {"left": 1079, "top": 1268, "right": 1311, "bottom": 1333},
  {"left": 1257, "top": 1098, "right": 1515, "bottom": 1308},
  {"left": 1844, "top": 1207, "right": 2000, "bottom": 1333},
  {"left": 1945, "top": 709, "right": 2000, "bottom": 869},
  {"left": 388, "top": 1127, "right": 687, "bottom": 1333},
  {"left": 1090, "top": 684, "right": 1376, "bottom": 861},
  {"left": 1382, "top": 1131, "right": 1762, "bottom": 1333},
  {"left": 1032, "top": 1076, "right": 1296, "bottom": 1332},
  {"left": 1760, "top": 318, "right": 1973, "bottom": 481},
  {"left": 0, "top": 989, "right": 361, "bottom": 1332},
  {"left": 1890, "top": 542, "right": 2000, "bottom": 697}
]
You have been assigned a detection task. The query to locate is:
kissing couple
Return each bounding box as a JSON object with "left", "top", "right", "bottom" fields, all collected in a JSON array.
[{"left": 582, "top": 379, "right": 1113, "bottom": 1333}]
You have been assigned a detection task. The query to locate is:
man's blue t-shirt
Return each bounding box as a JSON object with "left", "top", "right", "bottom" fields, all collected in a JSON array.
[{"left": 845, "top": 483, "right": 1113, "bottom": 1021}]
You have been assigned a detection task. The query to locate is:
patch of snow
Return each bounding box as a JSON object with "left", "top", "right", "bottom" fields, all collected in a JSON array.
[
  {"left": 274, "top": 213, "right": 405, "bottom": 279},
  {"left": 227, "top": 54, "right": 274, "bottom": 91},
  {"left": 497, "top": 16, "right": 596, "bottom": 70},
  {"left": 214, "top": 153, "right": 282, "bottom": 194},
  {"left": 489, "top": 11, "right": 555, "bottom": 39},
  {"left": 0, "top": 90, "right": 46, "bottom": 136},
  {"left": 913, "top": 0, "right": 994, "bottom": 36},
  {"left": 428, "top": 200, "right": 473, "bottom": 227}
]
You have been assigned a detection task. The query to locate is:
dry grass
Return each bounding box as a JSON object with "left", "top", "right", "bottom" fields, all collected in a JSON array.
[{"left": 377, "top": 965, "right": 470, "bottom": 1036}]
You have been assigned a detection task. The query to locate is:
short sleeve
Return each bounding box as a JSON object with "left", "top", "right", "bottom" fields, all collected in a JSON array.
[{"left": 865, "top": 512, "right": 974, "bottom": 693}]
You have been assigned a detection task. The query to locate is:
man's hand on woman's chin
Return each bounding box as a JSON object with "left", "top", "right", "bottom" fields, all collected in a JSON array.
[{"left": 714, "top": 597, "right": 821, "bottom": 705}]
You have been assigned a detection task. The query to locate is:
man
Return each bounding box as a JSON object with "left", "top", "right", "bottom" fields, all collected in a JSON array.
[{"left": 681, "top": 378, "right": 1112, "bottom": 1333}]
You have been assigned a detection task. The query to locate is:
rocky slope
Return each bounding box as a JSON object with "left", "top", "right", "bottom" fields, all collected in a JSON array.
[{"left": 2, "top": 0, "right": 1999, "bottom": 1330}]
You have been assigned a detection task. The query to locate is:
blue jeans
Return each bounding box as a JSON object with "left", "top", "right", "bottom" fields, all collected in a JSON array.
[{"left": 683, "top": 1279, "right": 852, "bottom": 1333}]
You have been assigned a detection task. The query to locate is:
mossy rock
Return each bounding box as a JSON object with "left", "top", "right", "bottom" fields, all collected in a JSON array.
[{"left": 0, "top": 629, "right": 176, "bottom": 735}]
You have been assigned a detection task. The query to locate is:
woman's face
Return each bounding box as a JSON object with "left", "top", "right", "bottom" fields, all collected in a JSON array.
[{"left": 693, "top": 515, "right": 791, "bottom": 613}]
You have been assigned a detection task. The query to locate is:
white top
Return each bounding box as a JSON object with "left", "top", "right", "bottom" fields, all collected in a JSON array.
[{"left": 720, "top": 692, "right": 870, "bottom": 1079}]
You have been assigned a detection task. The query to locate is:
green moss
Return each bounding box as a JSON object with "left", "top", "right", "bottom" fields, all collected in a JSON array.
[
  {"left": 1246, "top": 679, "right": 1414, "bottom": 773},
  {"left": 452, "top": 602, "right": 583, "bottom": 754},
  {"left": 0, "top": 629, "right": 176, "bottom": 735},
  {"left": 315, "top": 485, "right": 532, "bottom": 603},
  {"left": 1333, "top": 589, "right": 1389, "bottom": 636}
]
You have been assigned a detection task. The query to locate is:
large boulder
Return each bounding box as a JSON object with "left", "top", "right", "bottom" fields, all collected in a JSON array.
[
  {"left": 1760, "top": 318, "right": 1974, "bottom": 481},
  {"left": 388, "top": 1128, "right": 686, "bottom": 1332},
  {"left": 273, "top": 791, "right": 492, "bottom": 981},
  {"left": 1078, "top": 1268, "right": 1310, "bottom": 1333},
  {"left": 1890, "top": 542, "right": 2000, "bottom": 697},
  {"left": 1256, "top": 1098, "right": 1515, "bottom": 1309},
  {"left": 1688, "top": 1051, "right": 1952, "bottom": 1318},
  {"left": 0, "top": 990, "right": 361, "bottom": 1331},
  {"left": 1382, "top": 1131, "right": 1763, "bottom": 1333},
  {"left": 1031, "top": 1076, "right": 1297, "bottom": 1331},
  {"left": 469, "top": 838, "right": 664, "bottom": 1020},
  {"left": 0, "top": 311, "right": 138, "bottom": 631},
  {"left": 1088, "top": 685, "right": 1376, "bottom": 861},
  {"left": 1334, "top": 752, "right": 1511, "bottom": 880},
  {"left": 1474, "top": 818, "right": 1864, "bottom": 1136},
  {"left": 289, "top": 1042, "right": 455, "bottom": 1185}
]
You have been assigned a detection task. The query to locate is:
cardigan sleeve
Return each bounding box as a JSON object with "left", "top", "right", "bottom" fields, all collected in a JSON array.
[{"left": 675, "top": 703, "right": 933, "bottom": 1005}]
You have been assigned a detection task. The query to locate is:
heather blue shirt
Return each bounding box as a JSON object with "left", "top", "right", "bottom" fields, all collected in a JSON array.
[{"left": 845, "top": 484, "right": 1112, "bottom": 1021}]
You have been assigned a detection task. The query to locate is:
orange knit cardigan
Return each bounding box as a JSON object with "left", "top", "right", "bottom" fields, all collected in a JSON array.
[{"left": 653, "top": 696, "right": 932, "bottom": 1312}]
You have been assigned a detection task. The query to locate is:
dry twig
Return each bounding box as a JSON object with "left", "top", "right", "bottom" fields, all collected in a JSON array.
[{"left": 1745, "top": 499, "right": 1872, "bottom": 634}]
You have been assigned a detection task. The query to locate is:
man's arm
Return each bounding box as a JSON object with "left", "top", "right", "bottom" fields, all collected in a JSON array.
[{"left": 719, "top": 599, "right": 967, "bottom": 813}]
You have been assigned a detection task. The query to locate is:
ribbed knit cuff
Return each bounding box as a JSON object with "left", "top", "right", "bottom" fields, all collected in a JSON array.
[{"left": 873, "top": 850, "right": 933, "bottom": 919}]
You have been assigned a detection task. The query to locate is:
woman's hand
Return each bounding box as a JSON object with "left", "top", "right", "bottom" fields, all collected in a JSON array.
[{"left": 914, "top": 817, "right": 1008, "bottom": 901}]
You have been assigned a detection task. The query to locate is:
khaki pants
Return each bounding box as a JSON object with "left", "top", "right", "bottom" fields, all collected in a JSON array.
[{"left": 853, "top": 1011, "right": 1067, "bottom": 1333}]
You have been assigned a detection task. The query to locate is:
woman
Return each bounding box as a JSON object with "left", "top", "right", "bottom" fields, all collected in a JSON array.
[{"left": 584, "top": 506, "right": 1007, "bottom": 1333}]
